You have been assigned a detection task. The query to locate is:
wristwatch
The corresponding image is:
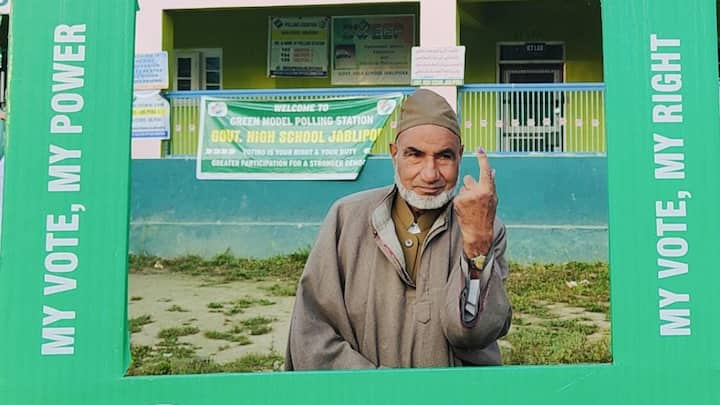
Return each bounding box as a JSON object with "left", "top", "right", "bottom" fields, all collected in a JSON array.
[
  {"left": 466, "top": 252, "right": 487, "bottom": 279},
  {"left": 469, "top": 253, "right": 487, "bottom": 270}
]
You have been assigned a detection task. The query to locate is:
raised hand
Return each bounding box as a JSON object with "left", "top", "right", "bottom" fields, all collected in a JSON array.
[{"left": 453, "top": 147, "right": 498, "bottom": 258}]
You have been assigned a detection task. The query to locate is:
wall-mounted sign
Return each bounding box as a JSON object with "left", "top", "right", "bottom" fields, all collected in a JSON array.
[
  {"left": 196, "top": 94, "right": 402, "bottom": 180},
  {"left": 134, "top": 52, "right": 169, "bottom": 90},
  {"left": 132, "top": 91, "right": 170, "bottom": 139},
  {"left": 411, "top": 46, "right": 465, "bottom": 86},
  {"left": 498, "top": 42, "right": 564, "bottom": 62},
  {"left": 331, "top": 15, "right": 414, "bottom": 85},
  {"left": 268, "top": 16, "right": 329, "bottom": 77}
]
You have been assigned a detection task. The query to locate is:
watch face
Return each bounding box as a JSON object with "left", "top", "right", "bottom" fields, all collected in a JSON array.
[{"left": 472, "top": 255, "right": 486, "bottom": 269}]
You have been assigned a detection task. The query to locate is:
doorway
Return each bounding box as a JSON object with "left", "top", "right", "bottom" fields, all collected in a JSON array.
[{"left": 497, "top": 43, "right": 565, "bottom": 152}]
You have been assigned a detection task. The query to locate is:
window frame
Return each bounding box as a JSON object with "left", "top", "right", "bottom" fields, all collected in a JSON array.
[{"left": 173, "top": 48, "right": 223, "bottom": 91}]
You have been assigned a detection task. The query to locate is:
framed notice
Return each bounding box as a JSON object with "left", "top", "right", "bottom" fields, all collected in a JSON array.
[
  {"left": 268, "top": 16, "right": 329, "bottom": 77},
  {"left": 331, "top": 15, "right": 415, "bottom": 85},
  {"left": 411, "top": 46, "right": 466, "bottom": 86}
]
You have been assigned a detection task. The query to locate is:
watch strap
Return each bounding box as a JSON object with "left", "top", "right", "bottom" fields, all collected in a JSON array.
[{"left": 460, "top": 247, "right": 496, "bottom": 327}]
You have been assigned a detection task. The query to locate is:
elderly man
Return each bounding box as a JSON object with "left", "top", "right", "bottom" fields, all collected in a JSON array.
[{"left": 286, "top": 89, "right": 511, "bottom": 370}]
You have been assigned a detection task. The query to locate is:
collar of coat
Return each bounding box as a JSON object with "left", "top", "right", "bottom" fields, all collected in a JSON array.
[{"left": 370, "top": 186, "right": 453, "bottom": 287}]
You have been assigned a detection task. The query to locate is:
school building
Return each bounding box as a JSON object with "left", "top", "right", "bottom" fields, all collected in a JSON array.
[{"left": 126, "top": 0, "right": 613, "bottom": 262}]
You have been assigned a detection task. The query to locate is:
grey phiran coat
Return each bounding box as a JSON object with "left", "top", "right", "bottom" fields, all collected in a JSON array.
[{"left": 285, "top": 186, "right": 512, "bottom": 370}]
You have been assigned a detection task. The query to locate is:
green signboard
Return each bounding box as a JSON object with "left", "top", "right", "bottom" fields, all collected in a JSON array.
[
  {"left": 2, "top": 0, "right": 720, "bottom": 404},
  {"left": 196, "top": 95, "right": 401, "bottom": 180}
]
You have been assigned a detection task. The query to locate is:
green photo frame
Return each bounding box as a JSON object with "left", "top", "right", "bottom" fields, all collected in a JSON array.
[{"left": 1, "top": 0, "right": 719, "bottom": 404}]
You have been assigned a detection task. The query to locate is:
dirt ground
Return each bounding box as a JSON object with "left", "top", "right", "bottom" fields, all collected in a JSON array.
[
  {"left": 128, "top": 273, "right": 295, "bottom": 364},
  {"left": 129, "top": 272, "right": 610, "bottom": 367}
]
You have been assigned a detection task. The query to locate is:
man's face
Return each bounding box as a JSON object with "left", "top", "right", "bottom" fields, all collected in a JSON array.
[{"left": 390, "top": 124, "right": 463, "bottom": 210}]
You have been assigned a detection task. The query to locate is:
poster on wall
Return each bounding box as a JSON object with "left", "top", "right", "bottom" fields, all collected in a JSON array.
[
  {"left": 331, "top": 15, "right": 415, "bottom": 85},
  {"left": 131, "top": 91, "right": 170, "bottom": 139},
  {"left": 196, "top": 94, "right": 402, "bottom": 180},
  {"left": 268, "top": 16, "right": 329, "bottom": 77},
  {"left": 411, "top": 46, "right": 466, "bottom": 86},
  {"left": 133, "top": 52, "right": 169, "bottom": 90}
]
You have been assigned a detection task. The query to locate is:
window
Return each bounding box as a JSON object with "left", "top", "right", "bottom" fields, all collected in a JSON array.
[{"left": 173, "top": 49, "right": 222, "bottom": 91}]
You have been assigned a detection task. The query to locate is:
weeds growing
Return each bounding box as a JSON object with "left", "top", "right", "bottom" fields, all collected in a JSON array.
[
  {"left": 128, "top": 252, "right": 611, "bottom": 373},
  {"left": 128, "top": 314, "right": 153, "bottom": 334}
]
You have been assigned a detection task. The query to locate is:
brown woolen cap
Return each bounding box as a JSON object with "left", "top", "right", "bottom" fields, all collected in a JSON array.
[{"left": 395, "top": 89, "right": 461, "bottom": 138}]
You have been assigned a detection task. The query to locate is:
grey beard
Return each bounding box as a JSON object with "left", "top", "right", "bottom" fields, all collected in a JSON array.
[{"left": 394, "top": 172, "right": 456, "bottom": 210}]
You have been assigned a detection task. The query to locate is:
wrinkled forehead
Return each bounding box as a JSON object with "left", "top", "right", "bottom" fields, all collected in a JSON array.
[{"left": 395, "top": 124, "right": 463, "bottom": 151}]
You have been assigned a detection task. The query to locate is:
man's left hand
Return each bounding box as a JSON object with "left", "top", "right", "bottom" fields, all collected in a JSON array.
[{"left": 453, "top": 148, "right": 497, "bottom": 258}]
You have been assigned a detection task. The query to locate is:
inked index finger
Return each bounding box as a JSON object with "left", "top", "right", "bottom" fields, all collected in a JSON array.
[{"left": 476, "top": 147, "right": 494, "bottom": 185}]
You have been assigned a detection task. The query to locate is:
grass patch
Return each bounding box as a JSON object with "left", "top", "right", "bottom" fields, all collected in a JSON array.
[
  {"left": 541, "top": 319, "right": 598, "bottom": 335},
  {"left": 512, "top": 316, "right": 530, "bottom": 326},
  {"left": 126, "top": 346, "right": 282, "bottom": 376},
  {"left": 129, "top": 248, "right": 309, "bottom": 282},
  {"left": 204, "top": 297, "right": 278, "bottom": 316},
  {"left": 225, "top": 297, "right": 277, "bottom": 315},
  {"left": 223, "top": 352, "right": 284, "bottom": 372},
  {"left": 204, "top": 330, "right": 233, "bottom": 340},
  {"left": 240, "top": 316, "right": 274, "bottom": 336},
  {"left": 156, "top": 339, "right": 197, "bottom": 357},
  {"left": 502, "top": 262, "right": 611, "bottom": 364},
  {"left": 127, "top": 342, "right": 199, "bottom": 376},
  {"left": 501, "top": 322, "right": 611, "bottom": 365},
  {"left": 506, "top": 261, "right": 609, "bottom": 316},
  {"left": 157, "top": 326, "right": 200, "bottom": 340},
  {"left": 167, "top": 304, "right": 189, "bottom": 312},
  {"left": 241, "top": 316, "right": 273, "bottom": 328},
  {"left": 204, "top": 330, "right": 252, "bottom": 345},
  {"left": 223, "top": 305, "right": 244, "bottom": 316},
  {"left": 262, "top": 283, "right": 296, "bottom": 297},
  {"left": 130, "top": 296, "right": 143, "bottom": 301},
  {"left": 128, "top": 314, "right": 153, "bottom": 334}
]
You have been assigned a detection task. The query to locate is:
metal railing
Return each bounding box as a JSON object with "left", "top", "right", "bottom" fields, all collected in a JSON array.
[
  {"left": 165, "top": 87, "right": 416, "bottom": 156},
  {"left": 166, "top": 83, "right": 607, "bottom": 157},
  {"left": 458, "top": 83, "right": 606, "bottom": 153}
]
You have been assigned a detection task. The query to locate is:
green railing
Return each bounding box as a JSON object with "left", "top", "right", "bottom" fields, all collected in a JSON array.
[
  {"left": 166, "top": 83, "right": 607, "bottom": 157},
  {"left": 458, "top": 83, "right": 606, "bottom": 153}
]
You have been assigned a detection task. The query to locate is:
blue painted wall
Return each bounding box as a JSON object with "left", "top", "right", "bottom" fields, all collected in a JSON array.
[{"left": 130, "top": 155, "right": 608, "bottom": 263}]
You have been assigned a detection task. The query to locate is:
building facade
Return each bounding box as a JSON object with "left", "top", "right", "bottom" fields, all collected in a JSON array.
[{"left": 135, "top": 0, "right": 604, "bottom": 158}]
